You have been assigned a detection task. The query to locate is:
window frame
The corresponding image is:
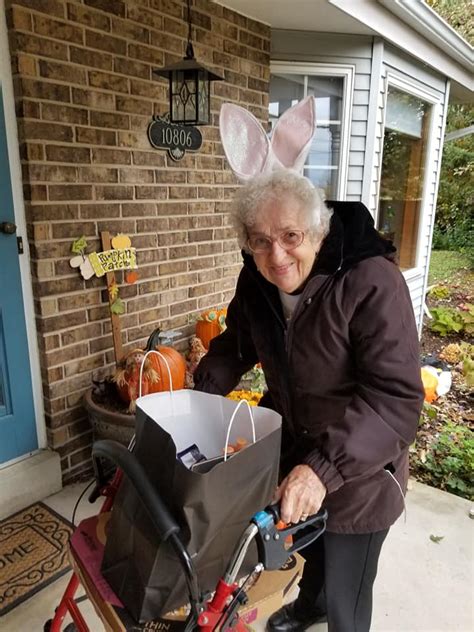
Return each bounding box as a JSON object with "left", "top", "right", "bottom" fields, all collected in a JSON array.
[
  {"left": 376, "top": 72, "right": 443, "bottom": 278},
  {"left": 270, "top": 62, "right": 355, "bottom": 200}
]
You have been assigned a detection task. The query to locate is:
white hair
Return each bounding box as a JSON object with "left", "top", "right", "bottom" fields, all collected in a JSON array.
[{"left": 231, "top": 170, "right": 332, "bottom": 251}]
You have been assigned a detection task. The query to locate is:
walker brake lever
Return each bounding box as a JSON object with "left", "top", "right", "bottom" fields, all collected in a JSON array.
[{"left": 252, "top": 505, "right": 327, "bottom": 570}]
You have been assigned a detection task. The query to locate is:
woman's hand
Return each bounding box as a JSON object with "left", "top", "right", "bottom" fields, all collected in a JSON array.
[{"left": 273, "top": 464, "right": 326, "bottom": 524}]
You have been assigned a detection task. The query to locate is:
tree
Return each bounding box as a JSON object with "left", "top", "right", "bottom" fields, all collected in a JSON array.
[
  {"left": 426, "top": 0, "right": 474, "bottom": 45},
  {"left": 426, "top": 0, "right": 474, "bottom": 253}
]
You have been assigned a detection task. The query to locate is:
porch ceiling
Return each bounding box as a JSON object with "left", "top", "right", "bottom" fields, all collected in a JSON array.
[{"left": 215, "top": 0, "right": 375, "bottom": 35}]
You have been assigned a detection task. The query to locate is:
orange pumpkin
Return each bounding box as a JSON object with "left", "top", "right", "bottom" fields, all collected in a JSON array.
[
  {"left": 196, "top": 308, "right": 227, "bottom": 350},
  {"left": 114, "top": 329, "right": 186, "bottom": 410},
  {"left": 196, "top": 320, "right": 222, "bottom": 350}
]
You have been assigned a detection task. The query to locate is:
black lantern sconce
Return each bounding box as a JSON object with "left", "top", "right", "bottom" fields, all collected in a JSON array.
[{"left": 153, "top": 0, "right": 223, "bottom": 126}]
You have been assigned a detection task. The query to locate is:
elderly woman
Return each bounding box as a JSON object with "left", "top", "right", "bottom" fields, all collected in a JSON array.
[{"left": 194, "top": 169, "right": 424, "bottom": 631}]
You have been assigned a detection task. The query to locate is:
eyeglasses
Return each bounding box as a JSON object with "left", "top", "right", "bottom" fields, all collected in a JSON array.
[{"left": 247, "top": 230, "right": 306, "bottom": 254}]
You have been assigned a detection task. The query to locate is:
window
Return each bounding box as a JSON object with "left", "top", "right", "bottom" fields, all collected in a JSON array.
[
  {"left": 378, "top": 86, "right": 432, "bottom": 270},
  {"left": 270, "top": 64, "right": 354, "bottom": 199}
]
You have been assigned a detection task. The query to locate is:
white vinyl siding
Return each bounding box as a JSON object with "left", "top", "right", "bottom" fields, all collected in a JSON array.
[
  {"left": 271, "top": 31, "right": 450, "bottom": 333},
  {"left": 272, "top": 31, "right": 373, "bottom": 201}
]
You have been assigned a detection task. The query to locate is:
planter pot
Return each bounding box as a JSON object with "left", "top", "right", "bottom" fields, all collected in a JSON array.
[{"left": 83, "top": 388, "right": 135, "bottom": 446}]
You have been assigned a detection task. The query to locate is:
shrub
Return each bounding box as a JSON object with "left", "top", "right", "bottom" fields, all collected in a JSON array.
[
  {"left": 414, "top": 423, "right": 474, "bottom": 500},
  {"left": 432, "top": 218, "right": 474, "bottom": 260},
  {"left": 429, "top": 307, "right": 465, "bottom": 335},
  {"left": 428, "top": 285, "right": 450, "bottom": 300}
]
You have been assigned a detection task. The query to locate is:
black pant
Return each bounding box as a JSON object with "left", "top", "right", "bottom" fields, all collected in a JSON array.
[{"left": 296, "top": 529, "right": 389, "bottom": 632}]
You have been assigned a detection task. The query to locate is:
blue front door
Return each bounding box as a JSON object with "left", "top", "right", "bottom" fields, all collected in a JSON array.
[{"left": 0, "top": 84, "right": 37, "bottom": 463}]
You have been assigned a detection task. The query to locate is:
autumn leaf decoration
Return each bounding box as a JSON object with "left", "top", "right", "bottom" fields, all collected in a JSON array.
[
  {"left": 108, "top": 279, "right": 125, "bottom": 315},
  {"left": 71, "top": 236, "right": 88, "bottom": 256}
]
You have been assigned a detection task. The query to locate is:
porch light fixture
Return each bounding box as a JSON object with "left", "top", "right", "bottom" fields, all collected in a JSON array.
[{"left": 153, "top": 0, "right": 223, "bottom": 126}]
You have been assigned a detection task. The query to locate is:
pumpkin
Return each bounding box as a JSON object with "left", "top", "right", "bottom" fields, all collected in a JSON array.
[
  {"left": 114, "top": 328, "right": 186, "bottom": 411},
  {"left": 196, "top": 308, "right": 227, "bottom": 350},
  {"left": 111, "top": 234, "right": 131, "bottom": 249}
]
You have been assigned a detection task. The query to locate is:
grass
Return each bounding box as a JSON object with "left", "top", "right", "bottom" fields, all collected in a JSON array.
[{"left": 428, "top": 250, "right": 472, "bottom": 286}]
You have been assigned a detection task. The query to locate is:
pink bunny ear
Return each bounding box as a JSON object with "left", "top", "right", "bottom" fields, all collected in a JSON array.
[
  {"left": 219, "top": 104, "right": 271, "bottom": 182},
  {"left": 270, "top": 95, "right": 316, "bottom": 173}
]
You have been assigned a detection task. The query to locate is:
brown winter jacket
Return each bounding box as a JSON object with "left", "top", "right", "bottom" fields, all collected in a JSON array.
[{"left": 194, "top": 201, "right": 424, "bottom": 533}]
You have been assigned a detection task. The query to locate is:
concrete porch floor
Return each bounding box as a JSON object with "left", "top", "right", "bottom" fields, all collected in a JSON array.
[{"left": 1, "top": 480, "right": 472, "bottom": 632}]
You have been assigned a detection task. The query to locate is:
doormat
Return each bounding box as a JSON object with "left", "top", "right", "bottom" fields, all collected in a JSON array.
[{"left": 0, "top": 502, "right": 73, "bottom": 616}]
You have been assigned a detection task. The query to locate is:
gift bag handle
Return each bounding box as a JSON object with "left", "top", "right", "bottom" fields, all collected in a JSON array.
[
  {"left": 224, "top": 399, "right": 256, "bottom": 461},
  {"left": 138, "top": 350, "right": 174, "bottom": 399}
]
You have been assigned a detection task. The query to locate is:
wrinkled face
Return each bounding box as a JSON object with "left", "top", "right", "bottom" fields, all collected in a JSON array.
[{"left": 247, "top": 196, "right": 320, "bottom": 293}]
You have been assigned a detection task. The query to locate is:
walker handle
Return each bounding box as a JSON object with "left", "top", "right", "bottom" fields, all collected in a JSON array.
[
  {"left": 92, "top": 440, "right": 180, "bottom": 541},
  {"left": 252, "top": 504, "right": 327, "bottom": 570}
]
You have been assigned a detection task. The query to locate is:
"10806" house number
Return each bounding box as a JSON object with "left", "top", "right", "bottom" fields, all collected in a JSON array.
[{"left": 148, "top": 116, "right": 203, "bottom": 161}]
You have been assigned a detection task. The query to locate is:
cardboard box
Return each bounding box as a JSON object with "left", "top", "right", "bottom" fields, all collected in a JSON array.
[
  {"left": 239, "top": 553, "right": 304, "bottom": 625},
  {"left": 70, "top": 513, "right": 304, "bottom": 631}
]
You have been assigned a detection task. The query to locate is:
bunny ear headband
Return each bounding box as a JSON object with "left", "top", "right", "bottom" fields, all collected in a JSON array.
[{"left": 219, "top": 95, "right": 316, "bottom": 182}]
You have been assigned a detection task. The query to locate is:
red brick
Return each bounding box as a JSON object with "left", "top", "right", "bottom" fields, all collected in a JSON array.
[
  {"left": 76, "top": 127, "right": 116, "bottom": 146},
  {"left": 46, "top": 145, "right": 90, "bottom": 163},
  {"left": 96, "top": 219, "right": 136, "bottom": 233},
  {"left": 14, "top": 0, "right": 65, "bottom": 19},
  {"left": 111, "top": 16, "right": 150, "bottom": 42},
  {"left": 130, "top": 78, "right": 166, "bottom": 100},
  {"left": 64, "top": 354, "right": 105, "bottom": 377},
  {"left": 149, "top": 0, "right": 182, "bottom": 19},
  {"left": 19, "top": 99, "right": 40, "bottom": 118},
  {"left": 20, "top": 120, "right": 73, "bottom": 142},
  {"left": 80, "top": 203, "right": 121, "bottom": 218},
  {"left": 42, "top": 103, "right": 88, "bottom": 125},
  {"left": 221, "top": 7, "right": 247, "bottom": 27},
  {"left": 91, "top": 147, "right": 131, "bottom": 164},
  {"left": 33, "top": 15, "right": 84, "bottom": 44},
  {"left": 127, "top": 5, "right": 163, "bottom": 31},
  {"left": 119, "top": 168, "right": 154, "bottom": 184},
  {"left": 8, "top": 6, "right": 33, "bottom": 31},
  {"left": 168, "top": 185, "right": 197, "bottom": 199},
  {"left": 70, "top": 46, "right": 113, "bottom": 71},
  {"left": 23, "top": 183, "right": 47, "bottom": 200},
  {"left": 78, "top": 166, "right": 118, "bottom": 183},
  {"left": 135, "top": 185, "right": 168, "bottom": 199},
  {"left": 116, "top": 96, "right": 152, "bottom": 115},
  {"left": 90, "top": 110, "right": 130, "bottom": 129},
  {"left": 114, "top": 57, "right": 151, "bottom": 80},
  {"left": 67, "top": 4, "right": 111, "bottom": 31},
  {"left": 49, "top": 184, "right": 93, "bottom": 200},
  {"left": 132, "top": 150, "right": 165, "bottom": 167},
  {"left": 150, "top": 30, "right": 183, "bottom": 55},
  {"left": 20, "top": 78, "right": 70, "bottom": 103},
  {"left": 72, "top": 87, "right": 115, "bottom": 110},
  {"left": 95, "top": 185, "right": 134, "bottom": 200},
  {"left": 15, "top": 32, "right": 68, "bottom": 60},
  {"left": 88, "top": 70, "right": 129, "bottom": 93},
  {"left": 169, "top": 244, "right": 198, "bottom": 259},
  {"left": 85, "top": 29, "right": 126, "bottom": 55},
  {"left": 84, "top": 0, "right": 126, "bottom": 17},
  {"left": 27, "top": 163, "right": 78, "bottom": 182},
  {"left": 28, "top": 203, "right": 79, "bottom": 221}
]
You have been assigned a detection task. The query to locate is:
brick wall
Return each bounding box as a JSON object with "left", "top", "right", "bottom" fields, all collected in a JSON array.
[{"left": 6, "top": 0, "right": 270, "bottom": 483}]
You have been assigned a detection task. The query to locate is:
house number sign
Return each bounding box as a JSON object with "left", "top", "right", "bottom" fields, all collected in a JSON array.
[{"left": 148, "top": 116, "right": 202, "bottom": 161}]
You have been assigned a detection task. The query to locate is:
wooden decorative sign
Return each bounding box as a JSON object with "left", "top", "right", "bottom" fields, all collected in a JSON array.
[
  {"left": 148, "top": 115, "right": 202, "bottom": 161},
  {"left": 89, "top": 248, "right": 137, "bottom": 277},
  {"left": 69, "top": 233, "right": 139, "bottom": 363}
]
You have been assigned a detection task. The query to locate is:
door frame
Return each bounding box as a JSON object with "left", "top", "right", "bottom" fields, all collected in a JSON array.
[{"left": 0, "top": 0, "right": 45, "bottom": 466}]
